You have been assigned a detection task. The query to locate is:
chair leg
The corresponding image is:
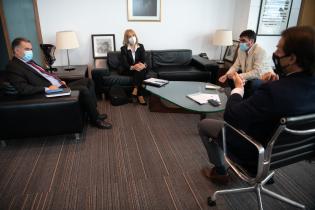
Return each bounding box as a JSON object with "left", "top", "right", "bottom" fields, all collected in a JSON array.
[
  {"left": 74, "top": 133, "right": 80, "bottom": 141},
  {"left": 261, "top": 171, "right": 275, "bottom": 185},
  {"left": 208, "top": 186, "right": 256, "bottom": 206},
  {"left": 261, "top": 186, "right": 305, "bottom": 209},
  {"left": 256, "top": 185, "right": 264, "bottom": 210}
]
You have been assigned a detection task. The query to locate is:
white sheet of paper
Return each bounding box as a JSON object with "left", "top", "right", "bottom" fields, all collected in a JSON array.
[{"left": 187, "top": 92, "right": 221, "bottom": 104}]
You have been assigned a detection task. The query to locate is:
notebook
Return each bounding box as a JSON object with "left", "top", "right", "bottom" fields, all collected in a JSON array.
[
  {"left": 187, "top": 92, "right": 221, "bottom": 104},
  {"left": 144, "top": 78, "right": 169, "bottom": 87},
  {"left": 45, "top": 88, "right": 71, "bottom": 98}
]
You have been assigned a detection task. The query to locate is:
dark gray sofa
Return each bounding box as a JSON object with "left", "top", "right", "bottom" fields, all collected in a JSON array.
[
  {"left": 92, "top": 49, "right": 219, "bottom": 94},
  {"left": 0, "top": 71, "right": 84, "bottom": 142}
]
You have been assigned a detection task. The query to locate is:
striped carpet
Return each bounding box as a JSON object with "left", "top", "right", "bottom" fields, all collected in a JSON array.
[{"left": 0, "top": 100, "right": 315, "bottom": 210}]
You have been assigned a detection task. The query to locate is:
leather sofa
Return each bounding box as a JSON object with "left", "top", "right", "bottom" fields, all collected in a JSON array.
[
  {"left": 92, "top": 49, "right": 219, "bottom": 94},
  {"left": 0, "top": 71, "right": 84, "bottom": 142}
]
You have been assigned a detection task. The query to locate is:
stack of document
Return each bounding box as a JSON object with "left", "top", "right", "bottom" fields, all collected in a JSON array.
[
  {"left": 144, "top": 78, "right": 169, "bottom": 87},
  {"left": 187, "top": 92, "right": 221, "bottom": 104},
  {"left": 45, "top": 88, "right": 71, "bottom": 98}
]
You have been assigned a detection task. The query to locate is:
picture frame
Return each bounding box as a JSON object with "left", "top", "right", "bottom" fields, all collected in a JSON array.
[
  {"left": 127, "top": 0, "right": 161, "bottom": 21},
  {"left": 256, "top": 0, "right": 293, "bottom": 36},
  {"left": 91, "top": 34, "right": 116, "bottom": 59},
  {"left": 224, "top": 40, "right": 240, "bottom": 63}
]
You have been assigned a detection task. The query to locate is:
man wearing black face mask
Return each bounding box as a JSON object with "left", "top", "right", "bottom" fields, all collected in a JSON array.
[{"left": 199, "top": 26, "right": 315, "bottom": 184}]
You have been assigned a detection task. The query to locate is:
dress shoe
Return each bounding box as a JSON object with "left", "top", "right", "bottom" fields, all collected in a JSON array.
[
  {"left": 137, "top": 96, "right": 147, "bottom": 105},
  {"left": 98, "top": 113, "right": 108, "bottom": 120},
  {"left": 202, "top": 167, "right": 229, "bottom": 185},
  {"left": 94, "top": 119, "right": 112, "bottom": 129}
]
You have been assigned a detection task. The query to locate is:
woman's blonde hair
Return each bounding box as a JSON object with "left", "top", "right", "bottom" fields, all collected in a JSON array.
[{"left": 123, "top": 29, "right": 139, "bottom": 46}]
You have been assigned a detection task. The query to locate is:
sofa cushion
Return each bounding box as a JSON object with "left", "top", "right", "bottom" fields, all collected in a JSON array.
[
  {"left": 107, "top": 51, "right": 124, "bottom": 73},
  {"left": 101, "top": 71, "right": 133, "bottom": 87},
  {"left": 151, "top": 49, "right": 192, "bottom": 70},
  {"left": 157, "top": 66, "right": 211, "bottom": 81}
]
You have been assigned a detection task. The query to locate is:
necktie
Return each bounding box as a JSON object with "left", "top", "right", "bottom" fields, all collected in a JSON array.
[{"left": 27, "top": 60, "right": 62, "bottom": 83}]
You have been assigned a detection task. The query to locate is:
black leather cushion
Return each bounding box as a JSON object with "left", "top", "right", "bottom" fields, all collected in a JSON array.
[
  {"left": 152, "top": 49, "right": 192, "bottom": 69},
  {"left": 107, "top": 51, "right": 124, "bottom": 73},
  {"left": 156, "top": 66, "right": 211, "bottom": 81},
  {"left": 101, "top": 71, "right": 133, "bottom": 87},
  {"left": 1, "top": 82, "right": 18, "bottom": 95},
  {"left": 0, "top": 91, "right": 83, "bottom": 139}
]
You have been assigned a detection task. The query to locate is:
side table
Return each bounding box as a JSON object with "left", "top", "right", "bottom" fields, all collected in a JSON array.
[{"left": 55, "top": 65, "right": 88, "bottom": 82}]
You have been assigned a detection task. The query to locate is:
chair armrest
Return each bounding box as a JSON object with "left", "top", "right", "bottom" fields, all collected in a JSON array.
[
  {"left": 191, "top": 55, "right": 219, "bottom": 83},
  {"left": 284, "top": 113, "right": 315, "bottom": 125},
  {"left": 222, "top": 122, "right": 266, "bottom": 182}
]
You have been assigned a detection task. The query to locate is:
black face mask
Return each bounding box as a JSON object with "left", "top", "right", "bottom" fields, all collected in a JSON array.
[{"left": 272, "top": 53, "right": 290, "bottom": 76}]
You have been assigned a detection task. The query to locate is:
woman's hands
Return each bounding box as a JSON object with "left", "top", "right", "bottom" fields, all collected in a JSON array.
[{"left": 131, "top": 62, "right": 146, "bottom": 71}]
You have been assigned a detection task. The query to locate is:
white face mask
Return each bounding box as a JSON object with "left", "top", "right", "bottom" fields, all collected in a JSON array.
[{"left": 128, "top": 36, "right": 137, "bottom": 45}]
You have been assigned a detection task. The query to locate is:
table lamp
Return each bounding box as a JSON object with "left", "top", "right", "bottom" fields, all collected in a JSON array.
[
  {"left": 213, "top": 30, "right": 232, "bottom": 64},
  {"left": 56, "top": 31, "right": 79, "bottom": 70}
]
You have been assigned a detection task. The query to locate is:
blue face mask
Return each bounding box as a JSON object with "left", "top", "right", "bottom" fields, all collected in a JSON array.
[
  {"left": 239, "top": 43, "right": 249, "bottom": 52},
  {"left": 22, "top": 50, "right": 33, "bottom": 62}
]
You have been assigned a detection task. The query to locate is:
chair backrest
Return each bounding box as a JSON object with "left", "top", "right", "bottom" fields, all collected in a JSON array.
[
  {"left": 223, "top": 113, "right": 315, "bottom": 183},
  {"left": 266, "top": 113, "right": 315, "bottom": 170}
]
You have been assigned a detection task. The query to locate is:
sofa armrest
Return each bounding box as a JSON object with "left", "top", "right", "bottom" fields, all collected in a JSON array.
[
  {"left": 191, "top": 55, "right": 219, "bottom": 83},
  {"left": 0, "top": 91, "right": 83, "bottom": 139}
]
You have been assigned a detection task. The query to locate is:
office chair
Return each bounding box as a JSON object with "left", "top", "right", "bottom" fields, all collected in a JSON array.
[
  {"left": 40, "top": 44, "right": 57, "bottom": 72},
  {"left": 208, "top": 113, "right": 315, "bottom": 210}
]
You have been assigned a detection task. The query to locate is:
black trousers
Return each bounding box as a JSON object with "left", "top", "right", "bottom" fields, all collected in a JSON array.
[
  {"left": 68, "top": 78, "right": 99, "bottom": 122},
  {"left": 125, "top": 69, "right": 146, "bottom": 96}
]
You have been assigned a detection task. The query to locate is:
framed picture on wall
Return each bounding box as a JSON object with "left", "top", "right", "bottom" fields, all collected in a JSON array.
[
  {"left": 256, "top": 0, "right": 293, "bottom": 36},
  {"left": 91, "top": 34, "right": 116, "bottom": 59},
  {"left": 127, "top": 0, "right": 161, "bottom": 21},
  {"left": 224, "top": 40, "right": 239, "bottom": 63}
]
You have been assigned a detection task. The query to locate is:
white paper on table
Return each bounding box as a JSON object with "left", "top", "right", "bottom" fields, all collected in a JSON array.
[{"left": 186, "top": 92, "right": 221, "bottom": 104}]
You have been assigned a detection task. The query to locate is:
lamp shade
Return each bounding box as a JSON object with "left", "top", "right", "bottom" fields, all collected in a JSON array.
[
  {"left": 56, "top": 31, "right": 79, "bottom": 50},
  {"left": 213, "top": 30, "right": 233, "bottom": 46}
]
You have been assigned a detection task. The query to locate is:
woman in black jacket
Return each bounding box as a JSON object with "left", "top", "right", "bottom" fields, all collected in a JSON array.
[{"left": 120, "top": 29, "right": 147, "bottom": 105}]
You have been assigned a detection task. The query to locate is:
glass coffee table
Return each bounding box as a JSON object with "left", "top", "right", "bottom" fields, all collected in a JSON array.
[{"left": 145, "top": 81, "right": 227, "bottom": 118}]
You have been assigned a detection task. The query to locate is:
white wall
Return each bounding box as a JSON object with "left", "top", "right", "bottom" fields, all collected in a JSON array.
[
  {"left": 230, "top": 0, "right": 302, "bottom": 67},
  {"left": 38, "top": 0, "right": 236, "bottom": 67},
  {"left": 232, "top": 0, "right": 251, "bottom": 40},
  {"left": 247, "top": 0, "right": 302, "bottom": 57}
]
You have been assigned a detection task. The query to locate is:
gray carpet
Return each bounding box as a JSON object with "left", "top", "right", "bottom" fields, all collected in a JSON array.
[{"left": 0, "top": 100, "right": 314, "bottom": 210}]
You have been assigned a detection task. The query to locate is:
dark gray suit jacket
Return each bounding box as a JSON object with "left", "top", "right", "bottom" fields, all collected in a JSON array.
[
  {"left": 224, "top": 72, "right": 315, "bottom": 146},
  {"left": 6, "top": 57, "right": 51, "bottom": 95}
]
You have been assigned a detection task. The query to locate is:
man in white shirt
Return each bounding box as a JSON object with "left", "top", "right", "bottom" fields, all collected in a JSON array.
[{"left": 219, "top": 30, "right": 272, "bottom": 97}]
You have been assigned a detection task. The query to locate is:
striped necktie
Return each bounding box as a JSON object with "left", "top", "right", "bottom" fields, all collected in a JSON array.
[{"left": 27, "top": 60, "right": 62, "bottom": 83}]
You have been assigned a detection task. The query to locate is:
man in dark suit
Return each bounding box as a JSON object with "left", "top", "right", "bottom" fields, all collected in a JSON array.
[
  {"left": 198, "top": 26, "right": 315, "bottom": 184},
  {"left": 6, "top": 37, "right": 112, "bottom": 129}
]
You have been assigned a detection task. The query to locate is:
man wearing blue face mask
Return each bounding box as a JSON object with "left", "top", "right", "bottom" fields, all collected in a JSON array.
[
  {"left": 6, "top": 37, "right": 112, "bottom": 129},
  {"left": 219, "top": 30, "right": 272, "bottom": 97}
]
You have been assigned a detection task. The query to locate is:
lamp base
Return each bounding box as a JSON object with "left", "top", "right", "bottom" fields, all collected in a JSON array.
[{"left": 64, "top": 66, "right": 76, "bottom": 71}]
